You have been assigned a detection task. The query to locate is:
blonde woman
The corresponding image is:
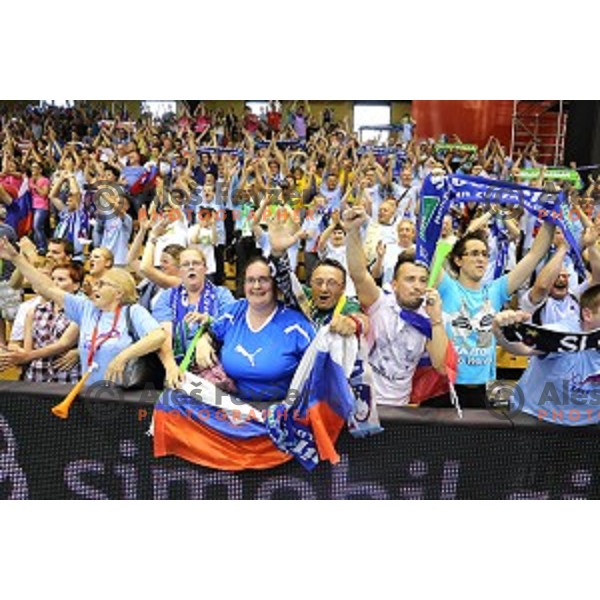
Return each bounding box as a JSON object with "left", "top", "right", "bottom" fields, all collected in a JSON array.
[{"left": 0, "top": 238, "right": 166, "bottom": 387}]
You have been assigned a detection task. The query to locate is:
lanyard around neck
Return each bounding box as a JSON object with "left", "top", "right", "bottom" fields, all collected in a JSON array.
[{"left": 88, "top": 306, "right": 122, "bottom": 367}]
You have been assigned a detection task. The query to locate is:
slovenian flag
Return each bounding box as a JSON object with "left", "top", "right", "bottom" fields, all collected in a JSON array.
[
  {"left": 410, "top": 342, "right": 458, "bottom": 404},
  {"left": 129, "top": 165, "right": 158, "bottom": 196},
  {"left": 153, "top": 327, "right": 358, "bottom": 471},
  {"left": 5, "top": 179, "right": 33, "bottom": 237}
]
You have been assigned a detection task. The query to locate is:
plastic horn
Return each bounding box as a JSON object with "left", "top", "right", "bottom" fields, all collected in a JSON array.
[{"left": 51, "top": 363, "right": 98, "bottom": 419}]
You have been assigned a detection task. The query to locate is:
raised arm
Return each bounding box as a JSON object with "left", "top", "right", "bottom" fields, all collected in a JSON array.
[
  {"left": 507, "top": 221, "right": 555, "bottom": 295},
  {"left": 528, "top": 243, "right": 569, "bottom": 305},
  {"left": 465, "top": 207, "right": 494, "bottom": 234},
  {"left": 370, "top": 240, "right": 386, "bottom": 280},
  {"left": 343, "top": 206, "right": 380, "bottom": 308},
  {"left": 0, "top": 238, "right": 66, "bottom": 307},
  {"left": 140, "top": 219, "right": 182, "bottom": 289},
  {"left": 49, "top": 173, "right": 68, "bottom": 212},
  {"left": 423, "top": 288, "right": 450, "bottom": 374},
  {"left": 316, "top": 212, "right": 339, "bottom": 253},
  {"left": 581, "top": 223, "right": 600, "bottom": 284}
]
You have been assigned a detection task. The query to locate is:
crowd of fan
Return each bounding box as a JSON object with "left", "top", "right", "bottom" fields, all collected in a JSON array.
[{"left": 2, "top": 100, "right": 600, "bottom": 413}]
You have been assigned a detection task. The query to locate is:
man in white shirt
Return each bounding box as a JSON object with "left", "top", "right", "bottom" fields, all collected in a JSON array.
[
  {"left": 344, "top": 206, "right": 449, "bottom": 406},
  {"left": 519, "top": 229, "right": 600, "bottom": 332}
]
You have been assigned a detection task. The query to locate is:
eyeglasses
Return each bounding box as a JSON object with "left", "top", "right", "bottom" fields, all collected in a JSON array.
[
  {"left": 180, "top": 261, "right": 206, "bottom": 269},
  {"left": 311, "top": 278, "right": 343, "bottom": 290},
  {"left": 462, "top": 250, "right": 489, "bottom": 258},
  {"left": 244, "top": 276, "right": 272, "bottom": 286}
]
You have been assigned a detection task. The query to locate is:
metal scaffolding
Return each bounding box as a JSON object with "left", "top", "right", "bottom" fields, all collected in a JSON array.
[{"left": 510, "top": 101, "right": 567, "bottom": 166}]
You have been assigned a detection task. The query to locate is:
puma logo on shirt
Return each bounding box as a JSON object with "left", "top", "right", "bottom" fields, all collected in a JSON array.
[{"left": 234, "top": 344, "right": 263, "bottom": 367}]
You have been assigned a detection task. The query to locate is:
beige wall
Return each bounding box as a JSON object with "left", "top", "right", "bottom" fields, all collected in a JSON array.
[
  {"left": 203, "top": 100, "right": 412, "bottom": 128},
  {"left": 2, "top": 100, "right": 413, "bottom": 126}
]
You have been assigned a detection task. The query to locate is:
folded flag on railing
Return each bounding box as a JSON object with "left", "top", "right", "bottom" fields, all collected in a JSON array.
[{"left": 153, "top": 326, "right": 363, "bottom": 471}]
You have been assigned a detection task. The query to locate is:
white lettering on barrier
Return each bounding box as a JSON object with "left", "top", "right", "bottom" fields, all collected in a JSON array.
[
  {"left": 64, "top": 460, "right": 109, "bottom": 499},
  {"left": 151, "top": 466, "right": 243, "bottom": 500},
  {"left": 331, "top": 455, "right": 389, "bottom": 500},
  {"left": 440, "top": 460, "right": 460, "bottom": 500},
  {"left": 256, "top": 477, "right": 317, "bottom": 500},
  {"left": 0, "top": 414, "right": 29, "bottom": 499},
  {"left": 114, "top": 440, "right": 138, "bottom": 500}
]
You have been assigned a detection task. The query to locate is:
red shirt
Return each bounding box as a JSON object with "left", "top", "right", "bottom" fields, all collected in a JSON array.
[
  {"left": 267, "top": 110, "right": 282, "bottom": 131},
  {"left": 244, "top": 113, "right": 259, "bottom": 133}
]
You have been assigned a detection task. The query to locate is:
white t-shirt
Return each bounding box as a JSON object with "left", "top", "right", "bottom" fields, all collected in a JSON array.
[
  {"left": 363, "top": 220, "right": 397, "bottom": 265},
  {"left": 381, "top": 243, "right": 415, "bottom": 289},
  {"left": 391, "top": 183, "right": 419, "bottom": 219},
  {"left": 188, "top": 225, "right": 216, "bottom": 274},
  {"left": 366, "top": 291, "right": 428, "bottom": 406},
  {"left": 319, "top": 241, "right": 356, "bottom": 298},
  {"left": 154, "top": 214, "right": 189, "bottom": 266},
  {"left": 10, "top": 296, "right": 43, "bottom": 342},
  {"left": 520, "top": 281, "right": 589, "bottom": 332}
]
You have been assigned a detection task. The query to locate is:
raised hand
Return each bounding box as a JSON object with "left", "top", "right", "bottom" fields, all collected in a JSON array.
[
  {"left": 582, "top": 226, "right": 598, "bottom": 249},
  {"left": 342, "top": 206, "right": 368, "bottom": 231},
  {"left": 0, "top": 237, "right": 18, "bottom": 262},
  {"left": 269, "top": 221, "right": 298, "bottom": 256}
]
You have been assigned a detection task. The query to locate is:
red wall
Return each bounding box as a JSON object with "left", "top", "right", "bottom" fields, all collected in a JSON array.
[{"left": 412, "top": 100, "right": 513, "bottom": 149}]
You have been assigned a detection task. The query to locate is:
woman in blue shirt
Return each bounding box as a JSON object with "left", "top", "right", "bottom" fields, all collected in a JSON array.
[
  {"left": 196, "top": 256, "right": 315, "bottom": 402},
  {"left": 0, "top": 237, "right": 166, "bottom": 387}
]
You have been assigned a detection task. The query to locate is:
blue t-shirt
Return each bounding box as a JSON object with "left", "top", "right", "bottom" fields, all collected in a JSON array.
[
  {"left": 152, "top": 284, "right": 235, "bottom": 359},
  {"left": 319, "top": 182, "right": 343, "bottom": 211},
  {"left": 211, "top": 300, "right": 315, "bottom": 402},
  {"left": 512, "top": 349, "right": 600, "bottom": 426},
  {"left": 92, "top": 214, "right": 133, "bottom": 265},
  {"left": 438, "top": 272, "right": 510, "bottom": 384},
  {"left": 64, "top": 294, "right": 162, "bottom": 386}
]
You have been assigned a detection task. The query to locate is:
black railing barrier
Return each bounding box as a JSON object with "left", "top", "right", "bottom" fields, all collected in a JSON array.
[{"left": 1, "top": 381, "right": 600, "bottom": 499}]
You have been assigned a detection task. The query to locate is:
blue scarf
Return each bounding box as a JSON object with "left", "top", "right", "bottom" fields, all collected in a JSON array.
[
  {"left": 415, "top": 173, "right": 585, "bottom": 278},
  {"left": 490, "top": 215, "right": 509, "bottom": 279},
  {"left": 266, "top": 404, "right": 319, "bottom": 471},
  {"left": 55, "top": 208, "right": 89, "bottom": 244},
  {"left": 400, "top": 309, "right": 432, "bottom": 339},
  {"left": 170, "top": 281, "right": 218, "bottom": 363}
]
